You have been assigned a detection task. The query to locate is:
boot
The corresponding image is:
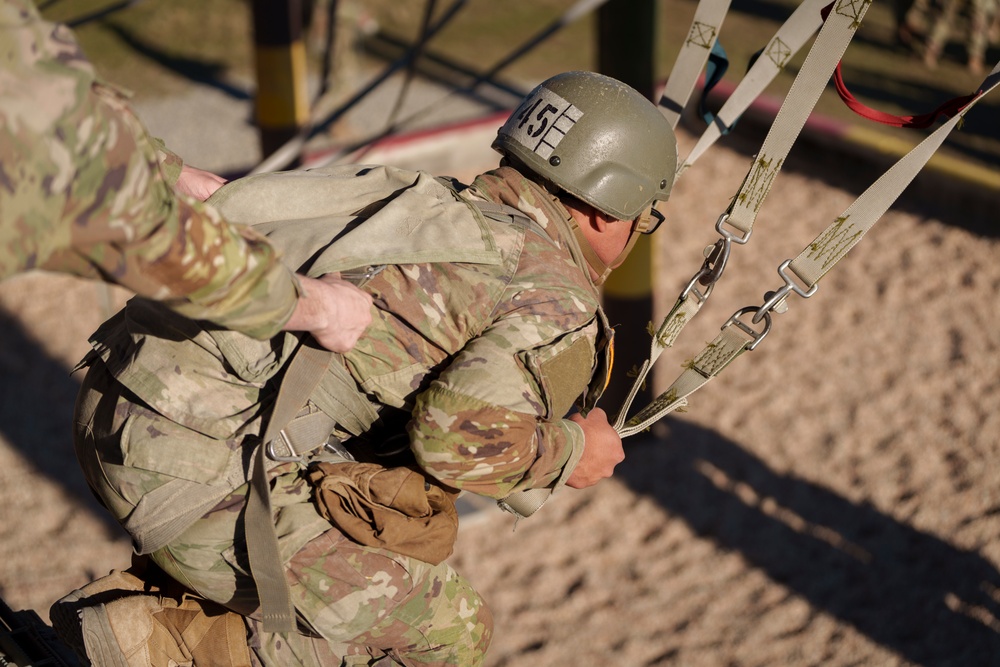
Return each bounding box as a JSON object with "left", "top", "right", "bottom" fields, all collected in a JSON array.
[
  {"left": 50, "top": 569, "right": 150, "bottom": 664},
  {"left": 50, "top": 568, "right": 253, "bottom": 667}
]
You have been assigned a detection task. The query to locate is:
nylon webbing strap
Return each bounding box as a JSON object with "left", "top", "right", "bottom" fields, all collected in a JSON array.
[
  {"left": 246, "top": 340, "right": 332, "bottom": 633},
  {"left": 658, "top": 0, "right": 732, "bottom": 129},
  {"left": 497, "top": 488, "right": 551, "bottom": 518},
  {"left": 620, "top": 324, "right": 754, "bottom": 437},
  {"left": 677, "top": 0, "right": 828, "bottom": 176},
  {"left": 618, "top": 60, "right": 1000, "bottom": 438},
  {"left": 613, "top": 0, "right": 869, "bottom": 431},
  {"left": 612, "top": 293, "right": 701, "bottom": 432},
  {"left": 725, "top": 0, "right": 872, "bottom": 239},
  {"left": 788, "top": 63, "right": 1000, "bottom": 289}
]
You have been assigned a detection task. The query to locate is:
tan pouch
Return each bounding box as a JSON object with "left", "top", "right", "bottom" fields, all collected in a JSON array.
[{"left": 308, "top": 462, "right": 459, "bottom": 564}]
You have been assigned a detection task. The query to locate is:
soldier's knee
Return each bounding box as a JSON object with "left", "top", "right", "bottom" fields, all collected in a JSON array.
[
  {"left": 437, "top": 575, "right": 494, "bottom": 664},
  {"left": 472, "top": 595, "right": 494, "bottom": 657},
  {"left": 395, "top": 568, "right": 494, "bottom": 666}
]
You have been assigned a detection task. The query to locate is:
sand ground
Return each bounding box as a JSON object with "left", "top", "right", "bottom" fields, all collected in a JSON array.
[{"left": 1, "top": 112, "right": 998, "bottom": 667}]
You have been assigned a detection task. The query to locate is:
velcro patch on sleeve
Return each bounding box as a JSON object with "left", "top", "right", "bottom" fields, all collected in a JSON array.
[{"left": 529, "top": 335, "right": 595, "bottom": 420}]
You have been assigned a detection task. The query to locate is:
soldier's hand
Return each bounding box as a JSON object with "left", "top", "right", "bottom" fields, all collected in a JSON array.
[
  {"left": 282, "top": 274, "right": 374, "bottom": 353},
  {"left": 565, "top": 408, "right": 624, "bottom": 489},
  {"left": 175, "top": 165, "right": 227, "bottom": 201}
]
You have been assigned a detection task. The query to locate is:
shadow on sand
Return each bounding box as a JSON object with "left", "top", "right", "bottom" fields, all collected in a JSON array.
[
  {"left": 618, "top": 419, "right": 1000, "bottom": 666},
  {"left": 0, "top": 309, "right": 121, "bottom": 537}
]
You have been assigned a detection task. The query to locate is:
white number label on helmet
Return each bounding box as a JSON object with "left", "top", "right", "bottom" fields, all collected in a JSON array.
[{"left": 505, "top": 87, "right": 583, "bottom": 160}]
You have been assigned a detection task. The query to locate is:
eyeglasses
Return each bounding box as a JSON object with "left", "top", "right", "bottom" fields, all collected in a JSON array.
[{"left": 634, "top": 204, "right": 666, "bottom": 235}]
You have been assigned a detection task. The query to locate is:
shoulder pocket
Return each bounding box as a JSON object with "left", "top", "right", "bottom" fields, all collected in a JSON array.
[{"left": 520, "top": 331, "right": 596, "bottom": 420}]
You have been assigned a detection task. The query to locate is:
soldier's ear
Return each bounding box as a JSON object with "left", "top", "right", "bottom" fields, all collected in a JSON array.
[{"left": 591, "top": 211, "right": 610, "bottom": 233}]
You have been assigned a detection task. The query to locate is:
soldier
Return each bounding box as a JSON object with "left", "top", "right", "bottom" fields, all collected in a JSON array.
[
  {"left": 52, "top": 71, "right": 678, "bottom": 666},
  {"left": 903, "top": 0, "right": 999, "bottom": 73},
  {"left": 0, "top": 0, "right": 372, "bottom": 352}
]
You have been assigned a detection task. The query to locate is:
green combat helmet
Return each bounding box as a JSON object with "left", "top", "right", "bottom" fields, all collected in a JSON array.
[{"left": 492, "top": 70, "right": 678, "bottom": 223}]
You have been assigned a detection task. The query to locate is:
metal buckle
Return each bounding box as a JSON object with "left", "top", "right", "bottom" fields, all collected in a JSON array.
[
  {"left": 679, "top": 271, "right": 714, "bottom": 303},
  {"left": 698, "top": 237, "right": 731, "bottom": 287},
  {"left": 679, "top": 237, "right": 731, "bottom": 302},
  {"left": 265, "top": 430, "right": 304, "bottom": 463},
  {"left": 724, "top": 306, "right": 772, "bottom": 351},
  {"left": 715, "top": 212, "right": 752, "bottom": 245},
  {"left": 752, "top": 259, "right": 818, "bottom": 323}
]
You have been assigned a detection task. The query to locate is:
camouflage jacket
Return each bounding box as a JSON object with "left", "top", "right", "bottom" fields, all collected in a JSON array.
[
  {"left": 0, "top": 0, "right": 299, "bottom": 338},
  {"left": 85, "top": 164, "right": 611, "bottom": 509}
]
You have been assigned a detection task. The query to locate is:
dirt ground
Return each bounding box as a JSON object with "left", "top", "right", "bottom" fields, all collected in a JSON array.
[{"left": 1, "top": 119, "right": 998, "bottom": 667}]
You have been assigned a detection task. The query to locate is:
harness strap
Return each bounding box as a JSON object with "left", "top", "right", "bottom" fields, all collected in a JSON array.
[
  {"left": 247, "top": 339, "right": 332, "bottom": 633},
  {"left": 725, "top": 0, "right": 872, "bottom": 239},
  {"left": 615, "top": 0, "right": 871, "bottom": 430},
  {"left": 265, "top": 409, "right": 337, "bottom": 462},
  {"left": 678, "top": 0, "right": 828, "bottom": 177},
  {"left": 658, "top": 0, "right": 733, "bottom": 129},
  {"left": 618, "top": 60, "right": 1000, "bottom": 438}
]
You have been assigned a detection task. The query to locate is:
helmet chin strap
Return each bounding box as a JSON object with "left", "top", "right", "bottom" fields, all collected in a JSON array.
[
  {"left": 609, "top": 225, "right": 641, "bottom": 270},
  {"left": 531, "top": 168, "right": 643, "bottom": 287},
  {"left": 567, "top": 216, "right": 640, "bottom": 287}
]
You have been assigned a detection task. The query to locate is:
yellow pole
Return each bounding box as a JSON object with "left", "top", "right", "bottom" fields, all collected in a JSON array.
[{"left": 252, "top": 0, "right": 310, "bottom": 160}]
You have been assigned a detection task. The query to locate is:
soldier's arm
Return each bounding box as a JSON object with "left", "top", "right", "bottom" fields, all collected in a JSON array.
[
  {"left": 1, "top": 2, "right": 375, "bottom": 346},
  {"left": 148, "top": 140, "right": 375, "bottom": 350},
  {"left": 284, "top": 273, "right": 373, "bottom": 353},
  {"left": 565, "top": 407, "right": 623, "bottom": 488},
  {"left": 408, "top": 311, "right": 607, "bottom": 498}
]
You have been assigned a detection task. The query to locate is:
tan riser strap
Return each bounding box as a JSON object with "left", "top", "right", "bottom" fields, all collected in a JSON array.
[
  {"left": 615, "top": 0, "right": 870, "bottom": 430},
  {"left": 619, "top": 61, "right": 1000, "bottom": 438}
]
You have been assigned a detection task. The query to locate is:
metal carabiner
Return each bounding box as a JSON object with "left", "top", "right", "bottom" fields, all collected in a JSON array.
[
  {"left": 698, "top": 237, "right": 732, "bottom": 287},
  {"left": 678, "top": 236, "right": 732, "bottom": 302}
]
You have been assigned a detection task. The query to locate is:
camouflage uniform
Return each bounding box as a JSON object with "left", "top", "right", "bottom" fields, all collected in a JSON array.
[
  {"left": 0, "top": 0, "right": 299, "bottom": 338},
  {"left": 72, "top": 164, "right": 610, "bottom": 665}
]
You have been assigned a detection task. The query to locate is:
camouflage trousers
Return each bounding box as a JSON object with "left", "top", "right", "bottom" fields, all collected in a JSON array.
[{"left": 72, "top": 362, "right": 493, "bottom": 666}]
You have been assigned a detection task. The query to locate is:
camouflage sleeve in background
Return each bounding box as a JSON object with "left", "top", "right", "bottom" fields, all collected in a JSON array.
[
  {"left": 0, "top": 0, "right": 300, "bottom": 339},
  {"left": 149, "top": 136, "right": 185, "bottom": 187}
]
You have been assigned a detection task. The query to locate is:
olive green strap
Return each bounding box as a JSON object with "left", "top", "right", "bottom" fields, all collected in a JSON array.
[
  {"left": 615, "top": 0, "right": 873, "bottom": 433},
  {"left": 246, "top": 340, "right": 332, "bottom": 633}
]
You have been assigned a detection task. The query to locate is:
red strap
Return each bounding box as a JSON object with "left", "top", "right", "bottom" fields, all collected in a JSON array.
[
  {"left": 832, "top": 63, "right": 976, "bottom": 128},
  {"left": 817, "top": 2, "right": 976, "bottom": 128}
]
